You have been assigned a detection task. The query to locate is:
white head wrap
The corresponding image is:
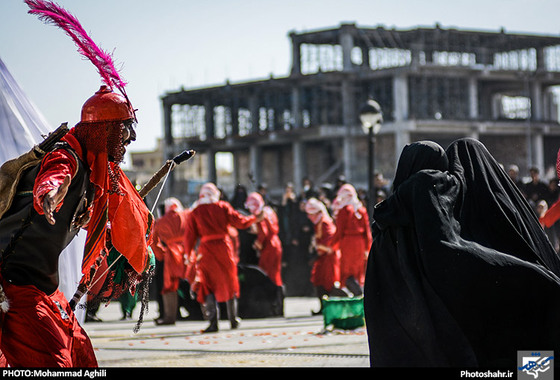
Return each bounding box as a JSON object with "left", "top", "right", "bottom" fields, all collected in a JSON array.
[
  {"left": 334, "top": 184, "right": 363, "bottom": 219},
  {"left": 198, "top": 182, "right": 220, "bottom": 204},
  {"left": 305, "top": 197, "right": 331, "bottom": 225},
  {"left": 164, "top": 197, "right": 184, "bottom": 213},
  {"left": 245, "top": 192, "right": 265, "bottom": 215}
]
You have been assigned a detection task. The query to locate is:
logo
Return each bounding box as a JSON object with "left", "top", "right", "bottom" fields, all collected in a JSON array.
[{"left": 518, "top": 351, "right": 554, "bottom": 380}]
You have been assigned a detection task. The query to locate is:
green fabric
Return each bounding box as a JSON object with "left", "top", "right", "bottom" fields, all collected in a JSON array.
[
  {"left": 322, "top": 296, "right": 365, "bottom": 330},
  {"left": 119, "top": 291, "right": 137, "bottom": 314},
  {"left": 107, "top": 247, "right": 127, "bottom": 285}
]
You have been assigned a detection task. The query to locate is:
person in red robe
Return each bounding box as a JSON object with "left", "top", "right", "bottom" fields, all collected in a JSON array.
[
  {"left": 0, "top": 85, "right": 152, "bottom": 367},
  {"left": 331, "top": 184, "right": 372, "bottom": 297},
  {"left": 245, "top": 192, "right": 284, "bottom": 315},
  {"left": 305, "top": 198, "right": 344, "bottom": 309},
  {"left": 184, "top": 183, "right": 256, "bottom": 333},
  {"left": 151, "top": 197, "right": 190, "bottom": 325}
]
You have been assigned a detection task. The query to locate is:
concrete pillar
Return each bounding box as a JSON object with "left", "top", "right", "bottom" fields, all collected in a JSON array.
[
  {"left": 341, "top": 79, "right": 357, "bottom": 182},
  {"left": 232, "top": 151, "right": 239, "bottom": 185},
  {"left": 536, "top": 47, "right": 545, "bottom": 71},
  {"left": 393, "top": 74, "right": 409, "bottom": 122},
  {"left": 341, "top": 80, "right": 356, "bottom": 128},
  {"left": 361, "top": 45, "right": 370, "bottom": 69},
  {"left": 231, "top": 101, "right": 239, "bottom": 136},
  {"left": 343, "top": 137, "right": 354, "bottom": 182},
  {"left": 249, "top": 145, "right": 261, "bottom": 186},
  {"left": 249, "top": 94, "right": 259, "bottom": 134},
  {"left": 468, "top": 76, "right": 479, "bottom": 119},
  {"left": 162, "top": 102, "right": 174, "bottom": 200},
  {"left": 292, "top": 140, "right": 304, "bottom": 193},
  {"left": 410, "top": 43, "right": 423, "bottom": 67},
  {"left": 532, "top": 133, "right": 545, "bottom": 174},
  {"left": 204, "top": 100, "right": 214, "bottom": 139},
  {"left": 162, "top": 102, "right": 173, "bottom": 156},
  {"left": 207, "top": 150, "right": 217, "bottom": 184},
  {"left": 291, "top": 86, "right": 302, "bottom": 129},
  {"left": 289, "top": 32, "right": 301, "bottom": 76},
  {"left": 339, "top": 26, "right": 355, "bottom": 72},
  {"left": 531, "top": 81, "right": 543, "bottom": 121}
]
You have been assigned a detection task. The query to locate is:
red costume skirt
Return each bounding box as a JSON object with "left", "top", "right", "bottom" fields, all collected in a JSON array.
[
  {"left": 311, "top": 250, "right": 341, "bottom": 292},
  {"left": 339, "top": 236, "right": 368, "bottom": 286},
  {"left": 194, "top": 236, "right": 240, "bottom": 303},
  {"left": 0, "top": 280, "right": 98, "bottom": 367},
  {"left": 259, "top": 244, "right": 283, "bottom": 287}
]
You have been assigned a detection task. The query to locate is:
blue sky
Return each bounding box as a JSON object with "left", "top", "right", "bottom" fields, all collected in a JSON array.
[{"left": 1, "top": 0, "right": 559, "bottom": 153}]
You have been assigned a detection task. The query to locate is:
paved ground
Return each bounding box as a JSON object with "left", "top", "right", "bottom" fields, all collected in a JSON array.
[{"left": 83, "top": 297, "right": 370, "bottom": 368}]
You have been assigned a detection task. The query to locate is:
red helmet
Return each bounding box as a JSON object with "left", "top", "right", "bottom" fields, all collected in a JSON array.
[{"left": 80, "top": 85, "right": 136, "bottom": 123}]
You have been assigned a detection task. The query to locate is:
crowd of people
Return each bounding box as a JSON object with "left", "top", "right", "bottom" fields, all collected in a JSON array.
[
  {"left": 148, "top": 175, "right": 374, "bottom": 332},
  {"left": 507, "top": 164, "right": 560, "bottom": 250}
]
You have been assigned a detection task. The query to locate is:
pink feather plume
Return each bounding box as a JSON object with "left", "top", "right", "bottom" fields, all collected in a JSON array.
[{"left": 25, "top": 0, "right": 127, "bottom": 94}]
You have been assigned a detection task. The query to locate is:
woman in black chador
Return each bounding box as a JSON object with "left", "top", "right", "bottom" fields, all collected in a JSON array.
[{"left": 364, "top": 138, "right": 560, "bottom": 367}]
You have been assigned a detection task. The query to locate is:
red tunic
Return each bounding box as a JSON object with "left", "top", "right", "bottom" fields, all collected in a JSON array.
[
  {"left": 185, "top": 201, "right": 255, "bottom": 303},
  {"left": 0, "top": 281, "right": 97, "bottom": 367},
  {"left": 34, "top": 135, "right": 152, "bottom": 280},
  {"left": 254, "top": 206, "right": 283, "bottom": 286},
  {"left": 332, "top": 205, "right": 372, "bottom": 287},
  {"left": 151, "top": 209, "right": 190, "bottom": 293},
  {"left": 311, "top": 218, "right": 341, "bottom": 292}
]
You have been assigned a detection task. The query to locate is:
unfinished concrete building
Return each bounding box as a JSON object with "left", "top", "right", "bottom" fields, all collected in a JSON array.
[{"left": 160, "top": 23, "right": 560, "bottom": 199}]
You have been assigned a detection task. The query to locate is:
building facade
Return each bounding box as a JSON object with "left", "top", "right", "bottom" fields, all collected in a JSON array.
[{"left": 158, "top": 23, "right": 560, "bottom": 201}]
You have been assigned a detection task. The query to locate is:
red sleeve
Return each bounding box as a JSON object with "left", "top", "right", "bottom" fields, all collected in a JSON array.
[
  {"left": 255, "top": 219, "right": 268, "bottom": 247},
  {"left": 541, "top": 199, "right": 560, "bottom": 228},
  {"left": 266, "top": 208, "right": 280, "bottom": 235},
  {"left": 225, "top": 202, "right": 256, "bottom": 229},
  {"left": 33, "top": 149, "right": 78, "bottom": 215}
]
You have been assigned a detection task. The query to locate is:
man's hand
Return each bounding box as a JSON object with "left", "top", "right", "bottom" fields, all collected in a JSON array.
[{"left": 42, "top": 174, "right": 71, "bottom": 225}]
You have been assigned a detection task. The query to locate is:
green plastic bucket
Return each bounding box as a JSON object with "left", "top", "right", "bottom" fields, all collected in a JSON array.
[{"left": 321, "top": 296, "right": 365, "bottom": 330}]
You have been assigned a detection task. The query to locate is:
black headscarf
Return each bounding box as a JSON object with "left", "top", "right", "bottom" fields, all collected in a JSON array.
[
  {"left": 391, "top": 140, "right": 449, "bottom": 191},
  {"left": 364, "top": 138, "right": 560, "bottom": 368},
  {"left": 447, "top": 137, "right": 560, "bottom": 277}
]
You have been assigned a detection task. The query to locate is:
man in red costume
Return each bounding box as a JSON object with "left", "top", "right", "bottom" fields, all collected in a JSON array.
[
  {"left": 331, "top": 184, "right": 372, "bottom": 297},
  {"left": 0, "top": 85, "right": 153, "bottom": 367},
  {"left": 305, "top": 197, "right": 343, "bottom": 309},
  {"left": 245, "top": 192, "right": 284, "bottom": 315},
  {"left": 151, "top": 197, "right": 189, "bottom": 325},
  {"left": 185, "top": 182, "right": 256, "bottom": 333}
]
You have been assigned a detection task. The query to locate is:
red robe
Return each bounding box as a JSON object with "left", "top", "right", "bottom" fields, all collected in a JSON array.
[
  {"left": 0, "top": 282, "right": 97, "bottom": 367},
  {"left": 254, "top": 206, "right": 283, "bottom": 286},
  {"left": 184, "top": 201, "right": 255, "bottom": 303},
  {"left": 332, "top": 205, "right": 372, "bottom": 287},
  {"left": 151, "top": 209, "right": 190, "bottom": 293},
  {"left": 311, "top": 217, "right": 341, "bottom": 292}
]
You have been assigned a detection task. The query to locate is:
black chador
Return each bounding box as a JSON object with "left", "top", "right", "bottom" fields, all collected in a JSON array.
[{"left": 364, "top": 139, "right": 560, "bottom": 367}]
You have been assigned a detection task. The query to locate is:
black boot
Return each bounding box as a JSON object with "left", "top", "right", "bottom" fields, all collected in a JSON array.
[
  {"left": 273, "top": 286, "right": 285, "bottom": 316},
  {"left": 226, "top": 297, "right": 241, "bottom": 329},
  {"left": 155, "top": 292, "right": 178, "bottom": 325},
  {"left": 202, "top": 294, "right": 219, "bottom": 333},
  {"left": 345, "top": 276, "right": 363, "bottom": 297}
]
